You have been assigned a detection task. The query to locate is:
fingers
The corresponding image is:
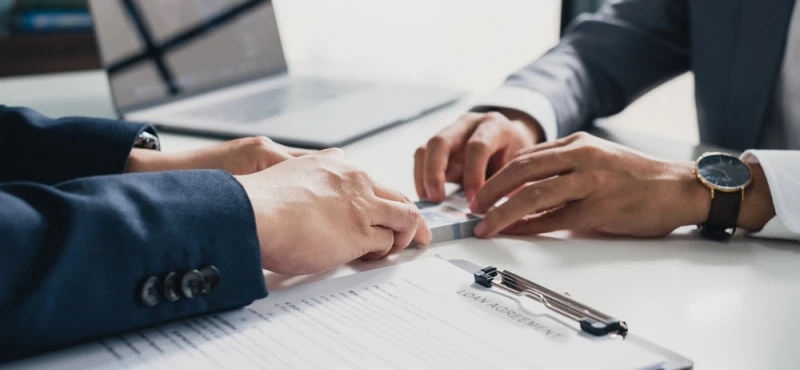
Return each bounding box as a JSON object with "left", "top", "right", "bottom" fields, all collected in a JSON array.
[
  {"left": 462, "top": 114, "right": 514, "bottom": 202},
  {"left": 319, "top": 147, "right": 346, "bottom": 158},
  {"left": 417, "top": 113, "right": 485, "bottom": 202},
  {"left": 513, "top": 133, "right": 580, "bottom": 158},
  {"left": 364, "top": 185, "right": 422, "bottom": 261},
  {"left": 501, "top": 200, "right": 589, "bottom": 235},
  {"left": 422, "top": 136, "right": 452, "bottom": 203},
  {"left": 411, "top": 205, "right": 433, "bottom": 246},
  {"left": 368, "top": 199, "right": 427, "bottom": 260},
  {"left": 471, "top": 149, "right": 575, "bottom": 213},
  {"left": 255, "top": 136, "right": 317, "bottom": 157},
  {"left": 361, "top": 227, "right": 395, "bottom": 261},
  {"left": 373, "top": 184, "right": 431, "bottom": 250},
  {"left": 252, "top": 137, "right": 317, "bottom": 170},
  {"left": 414, "top": 147, "right": 427, "bottom": 200},
  {"left": 264, "top": 146, "right": 294, "bottom": 164},
  {"left": 250, "top": 136, "right": 293, "bottom": 164},
  {"left": 444, "top": 160, "right": 464, "bottom": 183},
  {"left": 473, "top": 175, "right": 589, "bottom": 238},
  {"left": 282, "top": 145, "right": 317, "bottom": 157}
]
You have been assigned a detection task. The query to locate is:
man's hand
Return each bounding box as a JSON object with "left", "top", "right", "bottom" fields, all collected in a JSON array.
[
  {"left": 127, "top": 137, "right": 314, "bottom": 175},
  {"left": 414, "top": 110, "right": 543, "bottom": 203},
  {"left": 236, "top": 148, "right": 432, "bottom": 275},
  {"left": 470, "top": 132, "right": 716, "bottom": 238}
]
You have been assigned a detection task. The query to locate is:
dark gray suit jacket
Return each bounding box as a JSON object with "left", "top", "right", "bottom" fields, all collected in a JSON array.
[{"left": 505, "top": 0, "right": 796, "bottom": 151}]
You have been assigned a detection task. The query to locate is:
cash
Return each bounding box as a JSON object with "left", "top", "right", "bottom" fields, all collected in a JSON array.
[{"left": 415, "top": 192, "right": 482, "bottom": 244}]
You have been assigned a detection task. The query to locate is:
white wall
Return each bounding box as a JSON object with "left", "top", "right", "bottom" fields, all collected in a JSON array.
[
  {"left": 274, "top": 0, "right": 562, "bottom": 90},
  {"left": 274, "top": 0, "right": 699, "bottom": 144}
]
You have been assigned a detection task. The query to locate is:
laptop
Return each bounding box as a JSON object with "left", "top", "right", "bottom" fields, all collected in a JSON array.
[{"left": 88, "top": 0, "right": 462, "bottom": 148}]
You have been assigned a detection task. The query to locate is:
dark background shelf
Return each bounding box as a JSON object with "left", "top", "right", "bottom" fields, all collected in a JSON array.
[
  {"left": 0, "top": 0, "right": 96, "bottom": 77},
  {"left": 0, "top": 33, "right": 99, "bottom": 77}
]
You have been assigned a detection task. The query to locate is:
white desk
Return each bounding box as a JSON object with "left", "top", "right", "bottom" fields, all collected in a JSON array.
[
  {"left": 0, "top": 4, "right": 797, "bottom": 363},
  {"left": 3, "top": 69, "right": 799, "bottom": 370}
]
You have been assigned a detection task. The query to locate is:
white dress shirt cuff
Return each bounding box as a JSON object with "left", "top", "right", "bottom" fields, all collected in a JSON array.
[
  {"left": 741, "top": 150, "right": 800, "bottom": 241},
  {"left": 471, "top": 85, "right": 559, "bottom": 142}
]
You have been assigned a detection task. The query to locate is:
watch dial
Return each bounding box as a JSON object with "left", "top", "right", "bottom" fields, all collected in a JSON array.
[{"left": 697, "top": 154, "right": 752, "bottom": 190}]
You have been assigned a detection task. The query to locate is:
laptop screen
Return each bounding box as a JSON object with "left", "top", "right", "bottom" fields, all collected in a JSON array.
[{"left": 89, "top": 0, "right": 287, "bottom": 112}]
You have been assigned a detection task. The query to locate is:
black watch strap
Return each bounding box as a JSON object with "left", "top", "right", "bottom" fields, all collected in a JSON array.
[{"left": 700, "top": 190, "right": 741, "bottom": 240}]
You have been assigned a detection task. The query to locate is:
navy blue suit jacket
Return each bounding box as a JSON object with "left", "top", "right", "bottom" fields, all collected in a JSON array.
[
  {"left": 507, "top": 0, "right": 796, "bottom": 151},
  {"left": 0, "top": 106, "right": 268, "bottom": 361}
]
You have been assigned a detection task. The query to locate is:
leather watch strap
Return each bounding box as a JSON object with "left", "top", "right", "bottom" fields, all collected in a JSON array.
[{"left": 701, "top": 190, "right": 742, "bottom": 240}]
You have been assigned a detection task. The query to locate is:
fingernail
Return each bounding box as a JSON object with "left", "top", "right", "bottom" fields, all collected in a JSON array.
[
  {"left": 426, "top": 185, "right": 440, "bottom": 201},
  {"left": 474, "top": 221, "right": 487, "bottom": 238},
  {"left": 469, "top": 198, "right": 480, "bottom": 213},
  {"left": 466, "top": 189, "right": 476, "bottom": 202}
]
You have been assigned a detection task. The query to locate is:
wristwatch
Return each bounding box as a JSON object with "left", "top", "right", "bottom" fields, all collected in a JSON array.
[
  {"left": 134, "top": 131, "right": 160, "bottom": 151},
  {"left": 693, "top": 152, "right": 752, "bottom": 240}
]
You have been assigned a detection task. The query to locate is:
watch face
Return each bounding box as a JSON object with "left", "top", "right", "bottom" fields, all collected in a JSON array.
[{"left": 696, "top": 153, "right": 752, "bottom": 191}]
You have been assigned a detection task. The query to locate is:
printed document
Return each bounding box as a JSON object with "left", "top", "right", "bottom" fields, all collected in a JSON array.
[{"left": 6, "top": 258, "right": 664, "bottom": 370}]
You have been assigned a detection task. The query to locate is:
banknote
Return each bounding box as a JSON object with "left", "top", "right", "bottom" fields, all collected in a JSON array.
[{"left": 415, "top": 192, "right": 482, "bottom": 244}]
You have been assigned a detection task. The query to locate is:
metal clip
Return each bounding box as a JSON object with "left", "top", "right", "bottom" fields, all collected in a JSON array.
[{"left": 474, "top": 266, "right": 628, "bottom": 336}]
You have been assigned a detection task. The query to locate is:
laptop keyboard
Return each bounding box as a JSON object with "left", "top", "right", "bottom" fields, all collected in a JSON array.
[{"left": 178, "top": 79, "right": 366, "bottom": 123}]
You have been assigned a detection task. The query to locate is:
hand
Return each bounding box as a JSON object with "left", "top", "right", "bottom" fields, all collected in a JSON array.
[
  {"left": 127, "top": 136, "right": 314, "bottom": 175},
  {"left": 469, "top": 132, "right": 714, "bottom": 238},
  {"left": 414, "top": 110, "right": 543, "bottom": 203},
  {"left": 236, "top": 148, "right": 432, "bottom": 275}
]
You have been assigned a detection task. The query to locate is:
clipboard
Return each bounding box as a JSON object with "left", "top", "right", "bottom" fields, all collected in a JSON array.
[
  {"left": 8, "top": 257, "right": 694, "bottom": 370},
  {"left": 448, "top": 259, "right": 693, "bottom": 370}
]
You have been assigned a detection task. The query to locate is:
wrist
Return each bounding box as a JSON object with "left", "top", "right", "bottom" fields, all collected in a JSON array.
[
  {"left": 125, "top": 148, "right": 155, "bottom": 173},
  {"left": 494, "top": 108, "right": 545, "bottom": 144},
  {"left": 674, "top": 161, "right": 713, "bottom": 226},
  {"left": 737, "top": 161, "right": 776, "bottom": 231},
  {"left": 125, "top": 148, "right": 188, "bottom": 173},
  {"left": 677, "top": 158, "right": 775, "bottom": 232},
  {"left": 234, "top": 174, "right": 278, "bottom": 262}
]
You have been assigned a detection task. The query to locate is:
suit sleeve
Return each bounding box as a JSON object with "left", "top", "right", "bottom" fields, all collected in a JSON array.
[
  {"left": 473, "top": 0, "right": 691, "bottom": 137},
  {"left": 0, "top": 105, "right": 152, "bottom": 184},
  {"left": 0, "top": 170, "right": 268, "bottom": 361}
]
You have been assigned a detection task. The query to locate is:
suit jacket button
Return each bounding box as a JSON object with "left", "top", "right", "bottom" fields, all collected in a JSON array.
[
  {"left": 140, "top": 276, "right": 162, "bottom": 307},
  {"left": 199, "top": 266, "right": 221, "bottom": 293},
  {"left": 181, "top": 270, "right": 206, "bottom": 299},
  {"left": 163, "top": 272, "right": 181, "bottom": 302}
]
